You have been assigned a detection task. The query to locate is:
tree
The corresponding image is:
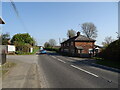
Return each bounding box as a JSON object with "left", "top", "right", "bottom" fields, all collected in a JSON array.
[
  {"left": 99, "top": 39, "right": 120, "bottom": 62},
  {"left": 116, "top": 32, "right": 120, "bottom": 39},
  {"left": 81, "top": 22, "right": 97, "bottom": 39},
  {"left": 67, "top": 29, "right": 76, "bottom": 38},
  {"left": 11, "top": 33, "right": 35, "bottom": 46},
  {"left": 102, "top": 36, "right": 115, "bottom": 47},
  {"left": 1, "top": 33, "right": 10, "bottom": 45},
  {"left": 44, "top": 42, "right": 50, "bottom": 48},
  {"left": 49, "top": 39, "right": 56, "bottom": 47}
]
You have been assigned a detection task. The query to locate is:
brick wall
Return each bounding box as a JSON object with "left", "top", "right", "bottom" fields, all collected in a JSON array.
[{"left": 75, "top": 41, "right": 94, "bottom": 53}]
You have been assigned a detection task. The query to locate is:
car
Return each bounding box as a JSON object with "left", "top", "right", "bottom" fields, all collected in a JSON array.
[{"left": 40, "top": 50, "right": 46, "bottom": 54}]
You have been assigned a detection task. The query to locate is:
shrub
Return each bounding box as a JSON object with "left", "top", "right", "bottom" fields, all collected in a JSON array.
[{"left": 99, "top": 39, "right": 120, "bottom": 62}]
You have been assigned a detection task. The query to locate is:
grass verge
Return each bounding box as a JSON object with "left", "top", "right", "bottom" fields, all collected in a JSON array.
[
  {"left": 0, "top": 62, "right": 16, "bottom": 77},
  {"left": 96, "top": 59, "right": 120, "bottom": 69}
]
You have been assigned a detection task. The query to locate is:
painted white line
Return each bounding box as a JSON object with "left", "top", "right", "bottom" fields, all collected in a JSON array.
[
  {"left": 57, "top": 59, "right": 66, "bottom": 63},
  {"left": 51, "top": 56, "right": 56, "bottom": 59},
  {"left": 57, "top": 56, "right": 74, "bottom": 62},
  {"left": 51, "top": 56, "right": 66, "bottom": 63},
  {"left": 71, "top": 65, "right": 99, "bottom": 78}
]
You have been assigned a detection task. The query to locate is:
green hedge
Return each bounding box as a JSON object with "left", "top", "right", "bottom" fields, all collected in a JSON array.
[
  {"left": 44, "top": 47, "right": 60, "bottom": 52},
  {"left": 98, "top": 39, "right": 120, "bottom": 62}
]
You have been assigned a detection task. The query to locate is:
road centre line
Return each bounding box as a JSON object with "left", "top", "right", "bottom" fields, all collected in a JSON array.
[
  {"left": 57, "top": 56, "right": 74, "bottom": 62},
  {"left": 57, "top": 59, "right": 66, "bottom": 63},
  {"left": 51, "top": 56, "right": 66, "bottom": 63},
  {"left": 51, "top": 56, "right": 56, "bottom": 59},
  {"left": 70, "top": 65, "right": 99, "bottom": 78}
]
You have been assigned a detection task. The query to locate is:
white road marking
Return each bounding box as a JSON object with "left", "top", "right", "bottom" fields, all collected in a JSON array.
[
  {"left": 57, "top": 56, "right": 74, "bottom": 62},
  {"left": 57, "top": 59, "right": 66, "bottom": 63},
  {"left": 51, "top": 56, "right": 66, "bottom": 63},
  {"left": 71, "top": 65, "right": 99, "bottom": 78},
  {"left": 51, "top": 56, "right": 56, "bottom": 59},
  {"left": 62, "top": 58, "right": 74, "bottom": 62}
]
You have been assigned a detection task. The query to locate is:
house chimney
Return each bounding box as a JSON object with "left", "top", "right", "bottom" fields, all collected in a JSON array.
[{"left": 77, "top": 31, "right": 80, "bottom": 36}]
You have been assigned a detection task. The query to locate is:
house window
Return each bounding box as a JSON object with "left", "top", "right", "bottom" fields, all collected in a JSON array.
[
  {"left": 64, "top": 49, "right": 69, "bottom": 52},
  {"left": 67, "top": 43, "right": 69, "bottom": 46},
  {"left": 71, "top": 42, "right": 74, "bottom": 46},
  {"left": 78, "top": 50, "right": 82, "bottom": 54}
]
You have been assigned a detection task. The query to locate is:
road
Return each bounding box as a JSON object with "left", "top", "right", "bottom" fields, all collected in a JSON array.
[
  {"left": 37, "top": 52, "right": 119, "bottom": 88},
  {"left": 3, "top": 55, "right": 40, "bottom": 88},
  {"left": 4, "top": 53, "right": 119, "bottom": 88}
]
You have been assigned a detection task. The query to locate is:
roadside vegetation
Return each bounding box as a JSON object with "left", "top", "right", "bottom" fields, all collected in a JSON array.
[
  {"left": 0, "top": 62, "right": 16, "bottom": 77},
  {"left": 15, "top": 46, "right": 39, "bottom": 55},
  {"left": 97, "top": 39, "right": 120, "bottom": 69},
  {"left": 2, "top": 33, "right": 38, "bottom": 55}
]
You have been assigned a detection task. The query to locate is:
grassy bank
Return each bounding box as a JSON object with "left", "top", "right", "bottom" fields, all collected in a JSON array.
[
  {"left": 96, "top": 59, "right": 120, "bottom": 69},
  {"left": 0, "top": 62, "right": 16, "bottom": 77}
]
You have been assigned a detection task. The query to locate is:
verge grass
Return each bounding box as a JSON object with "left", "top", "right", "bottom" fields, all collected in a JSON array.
[{"left": 0, "top": 62, "right": 16, "bottom": 77}]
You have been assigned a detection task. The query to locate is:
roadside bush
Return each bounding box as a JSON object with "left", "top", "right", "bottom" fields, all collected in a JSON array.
[
  {"left": 99, "top": 39, "right": 120, "bottom": 62},
  {"left": 44, "top": 47, "right": 60, "bottom": 53}
]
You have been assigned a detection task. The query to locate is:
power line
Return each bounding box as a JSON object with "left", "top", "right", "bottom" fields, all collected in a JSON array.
[{"left": 10, "top": 0, "right": 28, "bottom": 33}]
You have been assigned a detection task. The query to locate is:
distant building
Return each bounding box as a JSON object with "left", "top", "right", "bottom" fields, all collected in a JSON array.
[
  {"left": 4, "top": 45, "right": 16, "bottom": 54},
  {"left": 60, "top": 32, "right": 96, "bottom": 57},
  {"left": 94, "top": 45, "right": 103, "bottom": 53}
]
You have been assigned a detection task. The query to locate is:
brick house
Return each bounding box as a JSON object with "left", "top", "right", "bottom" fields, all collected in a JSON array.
[{"left": 60, "top": 32, "right": 96, "bottom": 57}]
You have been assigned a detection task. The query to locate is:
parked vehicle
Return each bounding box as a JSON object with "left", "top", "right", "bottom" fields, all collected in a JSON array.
[{"left": 40, "top": 50, "right": 46, "bottom": 54}]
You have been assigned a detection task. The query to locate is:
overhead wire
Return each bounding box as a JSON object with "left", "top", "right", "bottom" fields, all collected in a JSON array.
[{"left": 10, "top": 0, "right": 28, "bottom": 33}]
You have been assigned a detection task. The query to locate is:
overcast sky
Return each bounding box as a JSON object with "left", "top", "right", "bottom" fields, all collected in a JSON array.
[{"left": 2, "top": 2, "right": 118, "bottom": 46}]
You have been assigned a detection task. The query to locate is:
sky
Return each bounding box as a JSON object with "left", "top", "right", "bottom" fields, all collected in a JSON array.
[{"left": 1, "top": 2, "right": 118, "bottom": 46}]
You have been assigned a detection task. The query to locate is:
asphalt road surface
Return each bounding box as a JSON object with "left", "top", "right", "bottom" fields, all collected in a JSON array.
[{"left": 37, "top": 52, "right": 119, "bottom": 88}]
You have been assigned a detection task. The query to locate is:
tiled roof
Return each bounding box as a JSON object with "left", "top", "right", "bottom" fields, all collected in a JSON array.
[
  {"left": 75, "top": 35, "right": 95, "bottom": 41},
  {"left": 61, "top": 34, "right": 95, "bottom": 44}
]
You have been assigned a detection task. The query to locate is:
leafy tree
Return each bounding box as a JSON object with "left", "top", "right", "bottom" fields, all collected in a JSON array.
[
  {"left": 49, "top": 39, "right": 56, "bottom": 47},
  {"left": 67, "top": 29, "right": 76, "bottom": 38},
  {"left": 102, "top": 36, "right": 115, "bottom": 47},
  {"left": 81, "top": 22, "right": 97, "bottom": 39},
  {"left": 11, "top": 33, "right": 35, "bottom": 46},
  {"left": 1, "top": 33, "right": 10, "bottom": 45},
  {"left": 44, "top": 42, "right": 51, "bottom": 48}
]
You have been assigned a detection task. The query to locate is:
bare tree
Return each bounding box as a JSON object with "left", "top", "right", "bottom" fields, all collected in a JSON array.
[
  {"left": 49, "top": 39, "right": 56, "bottom": 47},
  {"left": 62, "top": 38, "right": 67, "bottom": 42},
  {"left": 102, "top": 36, "right": 115, "bottom": 47},
  {"left": 116, "top": 32, "right": 120, "bottom": 39},
  {"left": 67, "top": 29, "right": 76, "bottom": 38},
  {"left": 81, "top": 22, "right": 97, "bottom": 39}
]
